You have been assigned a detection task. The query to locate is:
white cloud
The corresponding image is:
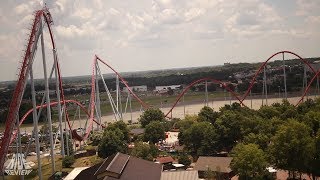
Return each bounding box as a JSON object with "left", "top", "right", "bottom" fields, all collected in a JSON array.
[
  {"left": 223, "top": 1, "right": 281, "bottom": 38},
  {"left": 14, "top": 3, "right": 29, "bottom": 14},
  {"left": 296, "top": 0, "right": 320, "bottom": 16},
  {"left": 0, "top": 0, "right": 319, "bottom": 81},
  {"left": 305, "top": 16, "right": 320, "bottom": 24},
  {"left": 72, "top": 8, "right": 93, "bottom": 19},
  {"left": 56, "top": 25, "right": 84, "bottom": 39},
  {"left": 184, "top": 8, "right": 206, "bottom": 22}
]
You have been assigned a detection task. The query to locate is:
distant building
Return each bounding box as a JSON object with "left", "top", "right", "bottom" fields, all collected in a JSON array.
[
  {"left": 156, "top": 156, "right": 175, "bottom": 170},
  {"left": 74, "top": 152, "right": 162, "bottom": 180},
  {"left": 194, "top": 156, "right": 234, "bottom": 179},
  {"left": 161, "top": 170, "right": 199, "bottom": 180},
  {"left": 123, "top": 85, "right": 147, "bottom": 92},
  {"left": 35, "top": 90, "right": 56, "bottom": 96},
  {"left": 129, "top": 128, "right": 145, "bottom": 136},
  {"left": 155, "top": 85, "right": 181, "bottom": 91},
  {"left": 164, "top": 131, "right": 179, "bottom": 146},
  {"left": 224, "top": 62, "right": 231, "bottom": 66}
]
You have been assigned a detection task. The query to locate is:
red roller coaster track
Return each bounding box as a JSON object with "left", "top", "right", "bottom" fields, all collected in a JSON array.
[
  {"left": 164, "top": 77, "right": 244, "bottom": 117},
  {"left": 241, "top": 50, "right": 317, "bottom": 103},
  {"left": 0, "top": 8, "right": 59, "bottom": 171},
  {"left": 95, "top": 55, "right": 149, "bottom": 109},
  {"left": 1, "top": 7, "right": 319, "bottom": 174},
  {"left": 10, "top": 99, "right": 105, "bottom": 144}
]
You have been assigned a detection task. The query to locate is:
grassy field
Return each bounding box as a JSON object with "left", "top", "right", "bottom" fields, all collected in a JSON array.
[
  {"left": 68, "top": 91, "right": 230, "bottom": 116},
  {"left": 0, "top": 91, "right": 229, "bottom": 131},
  {"left": 6, "top": 154, "right": 103, "bottom": 180}
]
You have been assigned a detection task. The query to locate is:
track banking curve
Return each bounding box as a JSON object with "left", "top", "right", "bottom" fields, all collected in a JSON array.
[
  {"left": 240, "top": 51, "right": 317, "bottom": 103},
  {"left": 165, "top": 51, "right": 318, "bottom": 117},
  {"left": 95, "top": 55, "right": 149, "bottom": 109},
  {"left": 297, "top": 69, "right": 320, "bottom": 105},
  {"left": 10, "top": 99, "right": 105, "bottom": 144},
  {"left": 164, "top": 77, "right": 245, "bottom": 117}
]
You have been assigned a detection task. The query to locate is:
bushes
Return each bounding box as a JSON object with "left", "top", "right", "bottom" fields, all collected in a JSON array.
[
  {"left": 178, "top": 153, "right": 191, "bottom": 167},
  {"left": 62, "top": 156, "right": 75, "bottom": 168}
]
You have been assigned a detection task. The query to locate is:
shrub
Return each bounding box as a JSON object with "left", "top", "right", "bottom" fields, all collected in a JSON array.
[{"left": 62, "top": 156, "right": 75, "bottom": 168}]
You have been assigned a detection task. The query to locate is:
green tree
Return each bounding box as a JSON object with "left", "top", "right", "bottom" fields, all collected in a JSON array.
[
  {"left": 98, "top": 129, "right": 127, "bottom": 158},
  {"left": 304, "top": 111, "right": 320, "bottom": 136},
  {"left": 215, "top": 110, "right": 242, "bottom": 151},
  {"left": 243, "top": 133, "right": 270, "bottom": 150},
  {"left": 231, "top": 143, "right": 269, "bottom": 179},
  {"left": 106, "top": 120, "right": 129, "bottom": 142},
  {"left": 272, "top": 100, "right": 298, "bottom": 120},
  {"left": 62, "top": 155, "right": 75, "bottom": 168},
  {"left": 180, "top": 122, "right": 218, "bottom": 157},
  {"left": 139, "top": 108, "right": 165, "bottom": 128},
  {"left": 130, "top": 141, "right": 159, "bottom": 161},
  {"left": 178, "top": 153, "right": 191, "bottom": 167},
  {"left": 198, "top": 106, "right": 219, "bottom": 124},
  {"left": 258, "top": 105, "right": 280, "bottom": 119},
  {"left": 144, "top": 121, "right": 165, "bottom": 144},
  {"left": 176, "top": 117, "right": 195, "bottom": 130},
  {"left": 176, "top": 116, "right": 197, "bottom": 145},
  {"left": 268, "top": 120, "right": 315, "bottom": 174},
  {"left": 90, "top": 131, "right": 103, "bottom": 146},
  {"left": 308, "top": 131, "right": 320, "bottom": 178}
]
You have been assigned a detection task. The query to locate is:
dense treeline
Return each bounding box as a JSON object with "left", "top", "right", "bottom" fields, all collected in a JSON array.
[
  {"left": 94, "top": 98, "right": 320, "bottom": 179},
  {"left": 176, "top": 99, "right": 320, "bottom": 179}
]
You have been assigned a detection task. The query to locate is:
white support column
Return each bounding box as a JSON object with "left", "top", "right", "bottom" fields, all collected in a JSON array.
[
  {"left": 264, "top": 66, "right": 268, "bottom": 105},
  {"left": 116, "top": 76, "right": 119, "bottom": 112},
  {"left": 183, "top": 94, "right": 185, "bottom": 118},
  {"left": 96, "top": 64, "right": 120, "bottom": 121},
  {"left": 283, "top": 53, "right": 287, "bottom": 99},
  {"left": 205, "top": 81, "right": 208, "bottom": 106},
  {"left": 40, "top": 19, "right": 55, "bottom": 173},
  {"left": 250, "top": 90, "right": 253, "bottom": 109},
  {"left": 16, "top": 113, "right": 24, "bottom": 180},
  {"left": 317, "top": 76, "right": 319, "bottom": 97},
  {"left": 129, "top": 93, "right": 132, "bottom": 123},
  {"left": 53, "top": 49, "right": 65, "bottom": 157},
  {"left": 262, "top": 76, "right": 264, "bottom": 106},
  {"left": 303, "top": 65, "right": 308, "bottom": 99},
  {"left": 124, "top": 93, "right": 129, "bottom": 114},
  {"left": 30, "top": 67, "right": 42, "bottom": 180},
  {"left": 63, "top": 106, "right": 70, "bottom": 156},
  {"left": 95, "top": 63, "right": 102, "bottom": 130},
  {"left": 118, "top": 77, "right": 123, "bottom": 120}
]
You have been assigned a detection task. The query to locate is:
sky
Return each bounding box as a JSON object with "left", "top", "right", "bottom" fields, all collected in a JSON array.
[{"left": 0, "top": 0, "right": 319, "bottom": 81}]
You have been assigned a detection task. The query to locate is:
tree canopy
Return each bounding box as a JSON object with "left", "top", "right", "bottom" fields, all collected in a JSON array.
[
  {"left": 130, "top": 141, "right": 159, "bottom": 161},
  {"left": 143, "top": 121, "right": 166, "bottom": 144},
  {"left": 139, "top": 108, "right": 165, "bottom": 128},
  {"left": 231, "top": 143, "right": 268, "bottom": 179},
  {"left": 97, "top": 128, "right": 127, "bottom": 158}
]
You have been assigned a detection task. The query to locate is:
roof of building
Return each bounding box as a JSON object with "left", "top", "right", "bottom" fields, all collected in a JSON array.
[
  {"left": 156, "top": 156, "right": 175, "bottom": 164},
  {"left": 194, "top": 157, "right": 233, "bottom": 173},
  {"left": 75, "top": 152, "right": 162, "bottom": 180},
  {"left": 129, "top": 128, "right": 145, "bottom": 136},
  {"left": 64, "top": 167, "right": 89, "bottom": 180},
  {"left": 161, "top": 170, "right": 199, "bottom": 180}
]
